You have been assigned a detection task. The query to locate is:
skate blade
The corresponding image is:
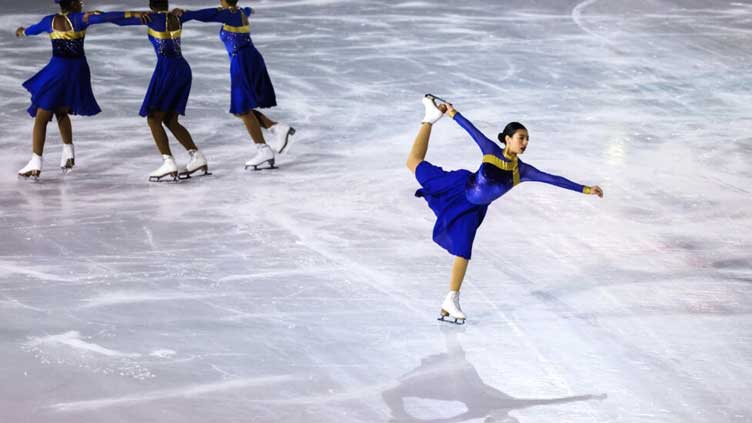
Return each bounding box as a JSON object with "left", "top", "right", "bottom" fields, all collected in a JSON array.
[
  {"left": 425, "top": 93, "right": 451, "bottom": 106},
  {"left": 148, "top": 172, "right": 179, "bottom": 183},
  {"left": 245, "top": 159, "right": 277, "bottom": 171},
  {"left": 18, "top": 170, "right": 41, "bottom": 181},
  {"left": 278, "top": 127, "right": 296, "bottom": 154},
  {"left": 178, "top": 166, "right": 212, "bottom": 180},
  {"left": 438, "top": 309, "right": 465, "bottom": 325}
]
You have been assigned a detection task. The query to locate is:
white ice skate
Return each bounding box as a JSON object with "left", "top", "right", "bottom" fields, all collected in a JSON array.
[
  {"left": 268, "top": 123, "right": 296, "bottom": 154},
  {"left": 18, "top": 153, "right": 43, "bottom": 180},
  {"left": 149, "top": 155, "right": 179, "bottom": 182},
  {"left": 178, "top": 150, "right": 211, "bottom": 179},
  {"left": 244, "top": 143, "right": 277, "bottom": 171},
  {"left": 60, "top": 143, "right": 75, "bottom": 173},
  {"left": 439, "top": 291, "right": 466, "bottom": 324},
  {"left": 422, "top": 94, "right": 445, "bottom": 125}
]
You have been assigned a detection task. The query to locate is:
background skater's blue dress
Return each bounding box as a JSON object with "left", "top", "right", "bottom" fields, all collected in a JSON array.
[
  {"left": 416, "top": 112, "right": 593, "bottom": 260},
  {"left": 181, "top": 7, "right": 277, "bottom": 114},
  {"left": 21, "top": 12, "right": 124, "bottom": 117},
  {"left": 108, "top": 13, "right": 193, "bottom": 117}
]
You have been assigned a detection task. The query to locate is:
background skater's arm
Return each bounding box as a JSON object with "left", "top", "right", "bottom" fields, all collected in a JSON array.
[
  {"left": 85, "top": 11, "right": 151, "bottom": 26},
  {"left": 172, "top": 7, "right": 225, "bottom": 24},
  {"left": 520, "top": 162, "right": 603, "bottom": 197},
  {"left": 17, "top": 16, "right": 52, "bottom": 37},
  {"left": 445, "top": 104, "right": 504, "bottom": 156}
]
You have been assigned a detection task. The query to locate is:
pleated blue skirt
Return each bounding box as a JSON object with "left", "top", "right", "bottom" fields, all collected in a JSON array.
[
  {"left": 415, "top": 161, "right": 488, "bottom": 260},
  {"left": 23, "top": 56, "right": 101, "bottom": 118},
  {"left": 228, "top": 46, "right": 277, "bottom": 115},
  {"left": 140, "top": 56, "right": 192, "bottom": 117}
]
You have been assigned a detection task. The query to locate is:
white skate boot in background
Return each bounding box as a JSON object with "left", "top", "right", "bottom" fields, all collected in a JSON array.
[
  {"left": 60, "top": 143, "right": 75, "bottom": 173},
  {"left": 422, "top": 94, "right": 446, "bottom": 124},
  {"left": 149, "top": 155, "right": 179, "bottom": 182},
  {"left": 439, "top": 290, "right": 466, "bottom": 324},
  {"left": 244, "top": 143, "right": 277, "bottom": 171},
  {"left": 178, "top": 149, "right": 211, "bottom": 179},
  {"left": 18, "top": 153, "right": 43, "bottom": 180},
  {"left": 268, "top": 123, "right": 296, "bottom": 154}
]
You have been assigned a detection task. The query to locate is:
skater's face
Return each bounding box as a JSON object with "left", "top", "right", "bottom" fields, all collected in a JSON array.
[
  {"left": 505, "top": 129, "right": 529, "bottom": 155},
  {"left": 219, "top": 0, "right": 233, "bottom": 8}
]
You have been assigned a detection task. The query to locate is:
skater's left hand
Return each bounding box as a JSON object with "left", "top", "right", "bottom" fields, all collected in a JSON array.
[
  {"left": 15, "top": 27, "right": 25, "bottom": 37},
  {"left": 589, "top": 185, "right": 604, "bottom": 198}
]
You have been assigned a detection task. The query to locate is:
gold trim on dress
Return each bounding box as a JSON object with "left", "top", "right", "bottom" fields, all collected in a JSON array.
[
  {"left": 148, "top": 28, "right": 182, "bottom": 40},
  {"left": 50, "top": 30, "right": 86, "bottom": 40},
  {"left": 482, "top": 154, "right": 520, "bottom": 186},
  {"left": 223, "top": 24, "right": 250, "bottom": 33}
]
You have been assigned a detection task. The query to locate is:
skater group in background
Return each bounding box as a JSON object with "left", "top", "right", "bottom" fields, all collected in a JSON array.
[{"left": 15, "top": 0, "right": 295, "bottom": 181}]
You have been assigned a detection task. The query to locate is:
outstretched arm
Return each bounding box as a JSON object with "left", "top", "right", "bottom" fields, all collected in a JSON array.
[
  {"left": 172, "top": 7, "right": 225, "bottom": 24},
  {"left": 85, "top": 11, "right": 150, "bottom": 26},
  {"left": 520, "top": 161, "right": 603, "bottom": 197},
  {"left": 243, "top": 7, "right": 254, "bottom": 16},
  {"left": 17, "top": 16, "right": 52, "bottom": 37},
  {"left": 446, "top": 105, "right": 503, "bottom": 156}
]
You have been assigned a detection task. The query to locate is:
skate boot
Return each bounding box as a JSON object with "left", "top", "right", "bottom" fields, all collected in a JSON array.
[
  {"left": 178, "top": 149, "right": 211, "bottom": 179},
  {"left": 438, "top": 290, "right": 466, "bottom": 324},
  {"left": 60, "top": 143, "right": 75, "bottom": 174},
  {"left": 244, "top": 143, "right": 277, "bottom": 171},
  {"left": 268, "top": 123, "right": 296, "bottom": 154},
  {"left": 148, "top": 155, "right": 179, "bottom": 182},
  {"left": 422, "top": 94, "right": 446, "bottom": 125},
  {"left": 18, "top": 153, "right": 43, "bottom": 180}
]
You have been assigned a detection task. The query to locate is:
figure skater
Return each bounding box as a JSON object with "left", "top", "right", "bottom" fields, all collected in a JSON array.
[
  {"left": 15, "top": 0, "right": 148, "bottom": 179},
  {"left": 406, "top": 95, "right": 604, "bottom": 324},
  {"left": 172, "top": 1, "right": 295, "bottom": 171},
  {"left": 104, "top": 0, "right": 211, "bottom": 182}
]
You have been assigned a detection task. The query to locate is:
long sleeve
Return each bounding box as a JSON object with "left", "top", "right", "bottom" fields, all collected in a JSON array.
[
  {"left": 23, "top": 16, "right": 51, "bottom": 36},
  {"left": 243, "top": 7, "right": 253, "bottom": 16},
  {"left": 181, "top": 8, "right": 225, "bottom": 24},
  {"left": 452, "top": 112, "right": 503, "bottom": 156},
  {"left": 86, "top": 11, "right": 143, "bottom": 26},
  {"left": 519, "top": 161, "right": 588, "bottom": 193}
]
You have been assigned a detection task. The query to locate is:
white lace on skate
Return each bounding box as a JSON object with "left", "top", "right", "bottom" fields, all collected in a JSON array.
[
  {"left": 439, "top": 291, "right": 466, "bottom": 324},
  {"left": 149, "top": 155, "right": 178, "bottom": 182},
  {"left": 269, "top": 123, "right": 296, "bottom": 154},
  {"left": 18, "top": 154, "right": 43, "bottom": 180},
  {"left": 244, "top": 144, "right": 277, "bottom": 171},
  {"left": 60, "top": 143, "right": 75, "bottom": 173},
  {"left": 422, "top": 96, "right": 444, "bottom": 124}
]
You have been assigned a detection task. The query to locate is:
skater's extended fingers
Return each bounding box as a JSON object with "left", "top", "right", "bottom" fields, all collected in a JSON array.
[
  {"left": 16, "top": 27, "right": 25, "bottom": 37},
  {"left": 592, "top": 186, "right": 604, "bottom": 198},
  {"left": 438, "top": 104, "right": 448, "bottom": 113}
]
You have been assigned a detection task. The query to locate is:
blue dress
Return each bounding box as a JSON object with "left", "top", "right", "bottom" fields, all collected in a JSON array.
[
  {"left": 21, "top": 12, "right": 124, "bottom": 117},
  {"left": 181, "top": 7, "right": 277, "bottom": 114},
  {"left": 416, "top": 112, "right": 591, "bottom": 260},
  {"left": 106, "top": 12, "right": 192, "bottom": 117}
]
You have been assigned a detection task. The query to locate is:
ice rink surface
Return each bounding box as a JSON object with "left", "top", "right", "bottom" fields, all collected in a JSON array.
[{"left": 1, "top": 0, "right": 751, "bottom": 422}]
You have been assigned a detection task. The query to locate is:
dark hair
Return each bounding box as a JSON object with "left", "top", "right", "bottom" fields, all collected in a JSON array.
[
  {"left": 497, "top": 122, "right": 527, "bottom": 145},
  {"left": 150, "top": 0, "right": 169, "bottom": 10},
  {"left": 226, "top": 0, "right": 239, "bottom": 5},
  {"left": 59, "top": 0, "right": 76, "bottom": 11}
]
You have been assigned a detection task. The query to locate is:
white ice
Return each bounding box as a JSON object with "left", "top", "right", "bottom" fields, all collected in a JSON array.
[{"left": 1, "top": 0, "right": 751, "bottom": 422}]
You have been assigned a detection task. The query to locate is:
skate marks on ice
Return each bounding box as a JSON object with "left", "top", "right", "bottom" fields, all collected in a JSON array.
[{"left": 382, "top": 327, "right": 605, "bottom": 422}]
